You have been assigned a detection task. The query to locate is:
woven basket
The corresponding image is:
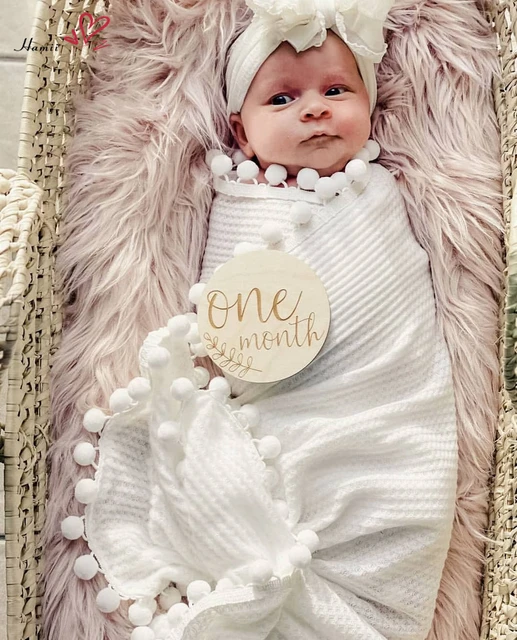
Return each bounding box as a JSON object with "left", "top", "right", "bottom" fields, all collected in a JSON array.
[
  {"left": 0, "top": 1, "right": 108, "bottom": 638},
  {"left": 0, "top": 0, "right": 515, "bottom": 639},
  {"left": 480, "top": 2, "right": 517, "bottom": 638}
]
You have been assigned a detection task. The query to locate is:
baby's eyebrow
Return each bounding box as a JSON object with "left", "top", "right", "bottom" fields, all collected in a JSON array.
[
  {"left": 260, "top": 78, "right": 296, "bottom": 94},
  {"left": 321, "top": 70, "right": 353, "bottom": 82}
]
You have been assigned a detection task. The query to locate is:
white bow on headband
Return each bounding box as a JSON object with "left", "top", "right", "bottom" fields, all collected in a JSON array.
[
  {"left": 225, "top": 0, "right": 395, "bottom": 117},
  {"left": 246, "top": 0, "right": 392, "bottom": 61}
]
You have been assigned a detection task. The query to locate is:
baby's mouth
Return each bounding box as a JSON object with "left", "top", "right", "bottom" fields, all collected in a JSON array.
[
  {"left": 304, "top": 133, "right": 336, "bottom": 142},
  {"left": 304, "top": 134, "right": 337, "bottom": 143}
]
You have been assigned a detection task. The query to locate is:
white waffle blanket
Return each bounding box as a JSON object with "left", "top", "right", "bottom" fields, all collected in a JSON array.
[{"left": 85, "top": 163, "right": 458, "bottom": 640}]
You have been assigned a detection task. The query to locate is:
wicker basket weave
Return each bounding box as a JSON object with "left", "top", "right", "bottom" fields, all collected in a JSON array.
[
  {"left": 0, "top": 1, "right": 108, "bottom": 639},
  {"left": 0, "top": 169, "right": 44, "bottom": 640},
  {"left": 480, "top": 2, "right": 517, "bottom": 639},
  {"left": 0, "top": 0, "right": 515, "bottom": 639}
]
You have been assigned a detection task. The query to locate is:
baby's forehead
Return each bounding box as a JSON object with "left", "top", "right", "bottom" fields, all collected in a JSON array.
[
  {"left": 259, "top": 34, "right": 356, "bottom": 76},
  {"left": 252, "top": 45, "right": 358, "bottom": 91}
]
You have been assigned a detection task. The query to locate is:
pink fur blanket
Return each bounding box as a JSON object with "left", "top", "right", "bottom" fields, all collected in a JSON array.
[{"left": 42, "top": 0, "right": 505, "bottom": 638}]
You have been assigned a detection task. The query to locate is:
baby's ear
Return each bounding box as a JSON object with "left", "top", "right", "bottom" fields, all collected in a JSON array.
[{"left": 229, "top": 113, "right": 254, "bottom": 158}]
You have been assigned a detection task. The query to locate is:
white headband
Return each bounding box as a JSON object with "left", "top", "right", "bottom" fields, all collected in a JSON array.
[{"left": 225, "top": 0, "right": 395, "bottom": 118}]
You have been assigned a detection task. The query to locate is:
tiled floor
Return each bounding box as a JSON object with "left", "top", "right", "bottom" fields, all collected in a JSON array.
[
  {"left": 0, "top": 0, "right": 36, "bottom": 170},
  {"left": 1, "top": 1, "right": 39, "bottom": 636}
]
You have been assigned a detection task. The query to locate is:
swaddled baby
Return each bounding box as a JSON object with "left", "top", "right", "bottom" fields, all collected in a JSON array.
[
  {"left": 81, "top": 3, "right": 458, "bottom": 639},
  {"left": 195, "top": 3, "right": 459, "bottom": 637}
]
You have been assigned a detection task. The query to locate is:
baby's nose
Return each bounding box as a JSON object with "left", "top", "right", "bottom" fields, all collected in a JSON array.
[{"left": 301, "top": 97, "right": 331, "bottom": 120}]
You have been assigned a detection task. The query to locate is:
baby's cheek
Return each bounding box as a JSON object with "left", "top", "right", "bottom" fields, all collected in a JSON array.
[
  {"left": 261, "top": 129, "right": 291, "bottom": 157},
  {"left": 344, "top": 114, "right": 371, "bottom": 146}
]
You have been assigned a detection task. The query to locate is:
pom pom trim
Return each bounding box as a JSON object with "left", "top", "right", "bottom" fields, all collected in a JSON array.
[{"left": 207, "top": 141, "right": 377, "bottom": 202}]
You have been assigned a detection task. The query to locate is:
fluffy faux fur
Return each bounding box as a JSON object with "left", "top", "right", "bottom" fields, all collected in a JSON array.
[{"left": 42, "top": 0, "right": 505, "bottom": 639}]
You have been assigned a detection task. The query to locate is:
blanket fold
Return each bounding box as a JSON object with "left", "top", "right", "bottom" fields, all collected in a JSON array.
[{"left": 84, "top": 162, "right": 458, "bottom": 640}]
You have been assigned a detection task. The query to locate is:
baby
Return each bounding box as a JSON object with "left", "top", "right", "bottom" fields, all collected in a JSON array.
[
  {"left": 79, "top": 3, "right": 459, "bottom": 639},
  {"left": 196, "top": 2, "right": 458, "bottom": 637}
]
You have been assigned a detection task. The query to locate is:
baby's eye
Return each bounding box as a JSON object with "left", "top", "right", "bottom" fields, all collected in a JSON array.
[
  {"left": 326, "top": 86, "right": 347, "bottom": 96},
  {"left": 270, "top": 94, "right": 294, "bottom": 106}
]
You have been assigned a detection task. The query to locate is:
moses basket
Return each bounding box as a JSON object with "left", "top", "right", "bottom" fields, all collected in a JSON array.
[{"left": 0, "top": 0, "right": 516, "bottom": 639}]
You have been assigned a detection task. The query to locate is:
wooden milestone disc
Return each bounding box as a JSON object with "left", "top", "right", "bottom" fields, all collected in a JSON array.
[{"left": 197, "top": 249, "right": 331, "bottom": 383}]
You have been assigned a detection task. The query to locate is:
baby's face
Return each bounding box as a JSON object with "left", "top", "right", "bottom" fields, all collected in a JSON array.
[{"left": 230, "top": 31, "right": 371, "bottom": 178}]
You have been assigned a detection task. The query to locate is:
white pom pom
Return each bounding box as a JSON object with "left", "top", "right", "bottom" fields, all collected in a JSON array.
[
  {"left": 345, "top": 158, "right": 368, "bottom": 181},
  {"left": 256, "top": 435, "right": 281, "bottom": 459},
  {"left": 330, "top": 171, "right": 348, "bottom": 191},
  {"left": 264, "top": 466, "right": 280, "bottom": 489},
  {"left": 296, "top": 168, "right": 319, "bottom": 190},
  {"left": 141, "top": 597, "right": 158, "bottom": 614},
  {"left": 128, "top": 602, "right": 154, "bottom": 626},
  {"left": 215, "top": 577, "right": 234, "bottom": 591},
  {"left": 127, "top": 377, "right": 152, "bottom": 401},
  {"left": 264, "top": 164, "right": 287, "bottom": 185},
  {"left": 185, "top": 312, "right": 197, "bottom": 323},
  {"left": 166, "top": 602, "right": 189, "bottom": 625},
  {"left": 259, "top": 221, "right": 284, "bottom": 245},
  {"left": 187, "top": 580, "right": 211, "bottom": 605},
  {"left": 74, "top": 478, "right": 98, "bottom": 504},
  {"left": 210, "top": 154, "right": 233, "bottom": 176},
  {"left": 188, "top": 283, "right": 206, "bottom": 306},
  {"left": 248, "top": 559, "right": 273, "bottom": 585},
  {"left": 314, "top": 176, "right": 338, "bottom": 200},
  {"left": 175, "top": 459, "right": 186, "bottom": 482},
  {"left": 158, "top": 586, "right": 182, "bottom": 611},
  {"left": 364, "top": 139, "right": 380, "bottom": 160},
  {"left": 83, "top": 408, "right": 108, "bottom": 433},
  {"left": 228, "top": 397, "right": 242, "bottom": 411},
  {"left": 352, "top": 148, "right": 370, "bottom": 163},
  {"left": 273, "top": 499, "right": 289, "bottom": 519},
  {"left": 149, "top": 614, "right": 171, "bottom": 637},
  {"left": 288, "top": 544, "right": 312, "bottom": 568},
  {"left": 170, "top": 377, "right": 195, "bottom": 401},
  {"left": 61, "top": 516, "right": 84, "bottom": 540},
  {"left": 190, "top": 342, "right": 208, "bottom": 357},
  {"left": 233, "top": 241, "right": 262, "bottom": 256},
  {"left": 96, "top": 587, "right": 121, "bottom": 613},
  {"left": 205, "top": 149, "right": 224, "bottom": 166},
  {"left": 73, "top": 554, "right": 99, "bottom": 580},
  {"left": 157, "top": 420, "right": 181, "bottom": 441},
  {"left": 73, "top": 442, "right": 96, "bottom": 466},
  {"left": 167, "top": 315, "right": 191, "bottom": 338},
  {"left": 131, "top": 627, "right": 155, "bottom": 640},
  {"left": 236, "top": 160, "right": 259, "bottom": 181},
  {"left": 185, "top": 322, "right": 200, "bottom": 344},
  {"left": 208, "top": 376, "right": 231, "bottom": 398},
  {"left": 239, "top": 403, "right": 260, "bottom": 428},
  {"left": 193, "top": 366, "right": 210, "bottom": 388},
  {"left": 289, "top": 201, "right": 312, "bottom": 225},
  {"left": 296, "top": 529, "right": 320, "bottom": 552},
  {"left": 147, "top": 347, "right": 171, "bottom": 369},
  {"left": 232, "top": 149, "right": 248, "bottom": 165},
  {"left": 109, "top": 388, "right": 133, "bottom": 413}
]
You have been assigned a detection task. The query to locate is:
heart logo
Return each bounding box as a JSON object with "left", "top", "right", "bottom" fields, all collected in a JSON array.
[
  {"left": 79, "top": 12, "right": 110, "bottom": 45},
  {"left": 63, "top": 29, "right": 79, "bottom": 46},
  {"left": 93, "top": 40, "right": 109, "bottom": 51}
]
